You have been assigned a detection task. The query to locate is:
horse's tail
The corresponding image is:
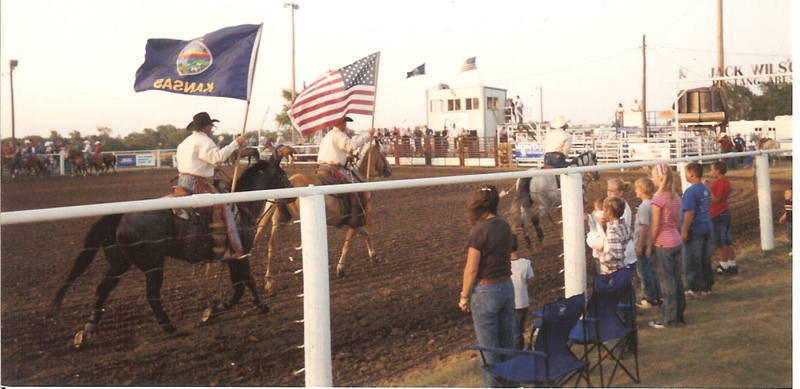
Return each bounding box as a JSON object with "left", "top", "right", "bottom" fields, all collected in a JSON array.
[
  {"left": 51, "top": 213, "right": 123, "bottom": 309},
  {"left": 509, "top": 177, "right": 533, "bottom": 219}
]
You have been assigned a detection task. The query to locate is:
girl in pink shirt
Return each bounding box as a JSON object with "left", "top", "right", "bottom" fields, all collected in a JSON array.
[{"left": 646, "top": 164, "right": 685, "bottom": 329}]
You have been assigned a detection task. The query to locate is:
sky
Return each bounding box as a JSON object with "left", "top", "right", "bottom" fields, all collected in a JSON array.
[{"left": 0, "top": 0, "right": 793, "bottom": 141}]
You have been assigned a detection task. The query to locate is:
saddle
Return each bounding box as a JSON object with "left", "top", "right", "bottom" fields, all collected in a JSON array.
[{"left": 313, "top": 166, "right": 370, "bottom": 227}]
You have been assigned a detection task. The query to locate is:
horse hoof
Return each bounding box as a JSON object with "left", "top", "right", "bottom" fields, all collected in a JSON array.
[
  {"left": 256, "top": 303, "right": 270, "bottom": 315},
  {"left": 201, "top": 307, "right": 218, "bottom": 323},
  {"left": 370, "top": 254, "right": 379, "bottom": 265},
  {"left": 74, "top": 330, "right": 91, "bottom": 348},
  {"left": 336, "top": 266, "right": 346, "bottom": 279},
  {"left": 160, "top": 323, "right": 178, "bottom": 333}
]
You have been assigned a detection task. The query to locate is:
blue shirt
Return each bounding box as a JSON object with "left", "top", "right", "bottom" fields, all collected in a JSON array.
[{"left": 681, "top": 182, "right": 712, "bottom": 234}]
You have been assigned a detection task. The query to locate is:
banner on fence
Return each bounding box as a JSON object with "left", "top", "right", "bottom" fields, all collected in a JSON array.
[
  {"left": 136, "top": 154, "right": 156, "bottom": 167},
  {"left": 628, "top": 143, "right": 671, "bottom": 160},
  {"left": 513, "top": 142, "right": 545, "bottom": 159},
  {"left": 117, "top": 155, "right": 137, "bottom": 167}
]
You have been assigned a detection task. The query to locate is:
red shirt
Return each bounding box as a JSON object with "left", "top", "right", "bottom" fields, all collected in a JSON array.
[{"left": 709, "top": 177, "right": 730, "bottom": 217}]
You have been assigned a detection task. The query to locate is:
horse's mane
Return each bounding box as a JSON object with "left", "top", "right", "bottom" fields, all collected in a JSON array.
[{"left": 235, "top": 160, "right": 273, "bottom": 192}]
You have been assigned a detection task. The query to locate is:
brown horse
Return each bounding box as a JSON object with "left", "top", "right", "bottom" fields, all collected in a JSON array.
[
  {"left": 264, "top": 144, "right": 297, "bottom": 164},
  {"left": 259, "top": 140, "right": 392, "bottom": 292},
  {"left": 87, "top": 153, "right": 117, "bottom": 175},
  {"left": 1, "top": 154, "right": 50, "bottom": 178},
  {"left": 65, "top": 148, "right": 88, "bottom": 177},
  {"left": 228, "top": 147, "right": 261, "bottom": 167}
]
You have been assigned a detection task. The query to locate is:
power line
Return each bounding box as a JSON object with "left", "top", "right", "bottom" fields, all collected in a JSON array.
[{"left": 650, "top": 45, "right": 791, "bottom": 57}]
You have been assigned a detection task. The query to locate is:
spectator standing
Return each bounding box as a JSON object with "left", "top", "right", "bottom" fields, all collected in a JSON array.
[
  {"left": 634, "top": 177, "right": 662, "bottom": 308},
  {"left": 459, "top": 184, "right": 515, "bottom": 387},
  {"left": 504, "top": 98, "right": 513, "bottom": 123},
  {"left": 509, "top": 240, "right": 534, "bottom": 350},
  {"left": 718, "top": 134, "right": 736, "bottom": 170},
  {"left": 779, "top": 188, "right": 792, "bottom": 254},
  {"left": 615, "top": 103, "right": 625, "bottom": 129},
  {"left": 596, "top": 197, "right": 631, "bottom": 275},
  {"left": 514, "top": 95, "right": 524, "bottom": 123},
  {"left": 733, "top": 133, "right": 746, "bottom": 166},
  {"left": 606, "top": 178, "right": 636, "bottom": 267},
  {"left": 646, "top": 163, "right": 685, "bottom": 329},
  {"left": 706, "top": 161, "right": 736, "bottom": 276},
  {"left": 681, "top": 162, "right": 713, "bottom": 299}
]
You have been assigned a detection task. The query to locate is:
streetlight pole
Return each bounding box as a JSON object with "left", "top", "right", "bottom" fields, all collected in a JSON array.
[
  {"left": 9, "top": 60, "right": 18, "bottom": 147},
  {"left": 284, "top": 2, "right": 299, "bottom": 143},
  {"left": 537, "top": 86, "right": 543, "bottom": 127}
]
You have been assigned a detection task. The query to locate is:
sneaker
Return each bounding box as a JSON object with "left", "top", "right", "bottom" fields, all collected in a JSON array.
[
  {"left": 715, "top": 264, "right": 728, "bottom": 275},
  {"left": 728, "top": 266, "right": 738, "bottom": 276},
  {"left": 648, "top": 321, "right": 667, "bottom": 329},
  {"left": 702, "top": 290, "right": 713, "bottom": 298},
  {"left": 685, "top": 290, "right": 704, "bottom": 300}
]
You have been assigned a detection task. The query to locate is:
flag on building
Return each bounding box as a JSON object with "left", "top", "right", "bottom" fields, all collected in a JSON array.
[
  {"left": 460, "top": 56, "right": 477, "bottom": 72},
  {"left": 289, "top": 52, "right": 379, "bottom": 135},
  {"left": 406, "top": 63, "right": 425, "bottom": 78},
  {"left": 134, "top": 24, "right": 262, "bottom": 101}
]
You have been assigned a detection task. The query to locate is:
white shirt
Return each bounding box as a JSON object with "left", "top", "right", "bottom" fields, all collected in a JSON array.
[
  {"left": 543, "top": 129, "right": 571, "bottom": 155},
  {"left": 82, "top": 144, "right": 92, "bottom": 154},
  {"left": 317, "top": 128, "right": 372, "bottom": 166},
  {"left": 176, "top": 131, "right": 240, "bottom": 178},
  {"left": 510, "top": 258, "right": 534, "bottom": 309},
  {"left": 275, "top": 135, "right": 285, "bottom": 146}
]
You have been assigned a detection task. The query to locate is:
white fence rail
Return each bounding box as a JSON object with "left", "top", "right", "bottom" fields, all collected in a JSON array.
[{"left": 0, "top": 149, "right": 788, "bottom": 386}]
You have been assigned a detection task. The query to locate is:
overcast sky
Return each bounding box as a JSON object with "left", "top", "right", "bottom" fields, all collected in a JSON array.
[{"left": 0, "top": 0, "right": 793, "bottom": 140}]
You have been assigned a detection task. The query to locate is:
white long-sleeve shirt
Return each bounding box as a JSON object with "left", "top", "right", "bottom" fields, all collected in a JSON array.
[
  {"left": 543, "top": 129, "right": 571, "bottom": 155},
  {"left": 316, "top": 128, "right": 372, "bottom": 166},
  {"left": 176, "top": 131, "right": 240, "bottom": 178}
]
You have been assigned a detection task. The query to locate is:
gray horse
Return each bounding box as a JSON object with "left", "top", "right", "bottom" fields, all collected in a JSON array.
[{"left": 511, "top": 151, "right": 601, "bottom": 249}]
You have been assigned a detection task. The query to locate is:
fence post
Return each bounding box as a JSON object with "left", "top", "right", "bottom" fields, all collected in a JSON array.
[
  {"left": 561, "top": 172, "right": 587, "bottom": 297},
  {"left": 58, "top": 152, "right": 65, "bottom": 176},
  {"left": 299, "top": 193, "right": 333, "bottom": 387},
  {"left": 755, "top": 153, "right": 775, "bottom": 250}
]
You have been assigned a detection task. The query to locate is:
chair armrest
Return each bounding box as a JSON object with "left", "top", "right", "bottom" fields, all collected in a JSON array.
[{"left": 469, "top": 345, "right": 547, "bottom": 358}]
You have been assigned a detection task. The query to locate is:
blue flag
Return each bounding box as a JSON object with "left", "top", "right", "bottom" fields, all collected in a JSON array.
[
  {"left": 406, "top": 63, "right": 425, "bottom": 78},
  {"left": 134, "top": 24, "right": 262, "bottom": 100}
]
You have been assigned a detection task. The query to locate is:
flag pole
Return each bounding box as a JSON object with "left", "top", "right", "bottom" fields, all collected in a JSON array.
[
  {"left": 369, "top": 51, "right": 381, "bottom": 130},
  {"left": 231, "top": 24, "right": 264, "bottom": 192}
]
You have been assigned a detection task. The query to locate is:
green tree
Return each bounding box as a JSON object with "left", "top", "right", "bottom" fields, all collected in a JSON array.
[
  {"left": 722, "top": 83, "right": 755, "bottom": 121},
  {"left": 750, "top": 82, "right": 792, "bottom": 120},
  {"left": 274, "top": 88, "right": 294, "bottom": 133}
]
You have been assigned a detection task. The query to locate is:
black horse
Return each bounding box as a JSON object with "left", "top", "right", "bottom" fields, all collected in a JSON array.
[{"left": 51, "top": 159, "right": 291, "bottom": 347}]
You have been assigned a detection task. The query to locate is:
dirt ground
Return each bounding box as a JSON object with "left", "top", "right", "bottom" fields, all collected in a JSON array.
[{"left": 0, "top": 162, "right": 792, "bottom": 386}]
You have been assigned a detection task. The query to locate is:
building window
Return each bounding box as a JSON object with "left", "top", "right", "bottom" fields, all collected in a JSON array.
[
  {"left": 487, "top": 97, "right": 499, "bottom": 110},
  {"left": 447, "top": 99, "right": 461, "bottom": 111},
  {"left": 430, "top": 100, "right": 442, "bottom": 112},
  {"left": 466, "top": 97, "right": 479, "bottom": 110}
]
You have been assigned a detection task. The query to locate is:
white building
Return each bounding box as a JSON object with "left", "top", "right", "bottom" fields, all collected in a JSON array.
[
  {"left": 426, "top": 86, "right": 507, "bottom": 138},
  {"left": 728, "top": 115, "right": 793, "bottom": 152}
]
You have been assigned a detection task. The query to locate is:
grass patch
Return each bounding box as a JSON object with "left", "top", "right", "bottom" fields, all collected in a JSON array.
[{"left": 388, "top": 243, "right": 792, "bottom": 387}]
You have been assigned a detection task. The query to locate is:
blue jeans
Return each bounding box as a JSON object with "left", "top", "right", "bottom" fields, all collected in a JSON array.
[
  {"left": 470, "top": 280, "right": 515, "bottom": 387},
  {"left": 711, "top": 210, "right": 733, "bottom": 247},
  {"left": 513, "top": 307, "right": 529, "bottom": 350},
  {"left": 683, "top": 233, "right": 714, "bottom": 293},
  {"left": 654, "top": 245, "right": 686, "bottom": 326},
  {"left": 636, "top": 255, "right": 662, "bottom": 302}
]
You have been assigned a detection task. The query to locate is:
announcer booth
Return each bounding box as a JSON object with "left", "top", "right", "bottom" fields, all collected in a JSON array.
[{"left": 426, "top": 85, "right": 507, "bottom": 138}]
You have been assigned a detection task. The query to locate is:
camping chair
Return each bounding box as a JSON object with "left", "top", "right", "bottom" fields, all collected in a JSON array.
[
  {"left": 569, "top": 267, "right": 640, "bottom": 387},
  {"left": 470, "top": 293, "right": 590, "bottom": 387}
]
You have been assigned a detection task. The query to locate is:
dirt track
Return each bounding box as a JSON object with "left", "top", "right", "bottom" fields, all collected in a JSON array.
[{"left": 0, "top": 162, "right": 791, "bottom": 386}]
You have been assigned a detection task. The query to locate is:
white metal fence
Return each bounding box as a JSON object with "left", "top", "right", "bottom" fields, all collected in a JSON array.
[{"left": 0, "top": 148, "right": 788, "bottom": 386}]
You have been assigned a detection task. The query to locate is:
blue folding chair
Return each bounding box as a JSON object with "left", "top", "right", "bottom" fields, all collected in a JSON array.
[
  {"left": 470, "top": 293, "right": 590, "bottom": 387},
  {"left": 569, "top": 268, "right": 640, "bottom": 387}
]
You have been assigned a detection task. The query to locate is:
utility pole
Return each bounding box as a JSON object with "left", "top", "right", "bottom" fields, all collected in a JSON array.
[
  {"left": 717, "top": 0, "right": 728, "bottom": 134},
  {"left": 641, "top": 36, "right": 647, "bottom": 139},
  {"left": 9, "top": 60, "right": 18, "bottom": 147},
  {"left": 284, "top": 2, "right": 299, "bottom": 143}
]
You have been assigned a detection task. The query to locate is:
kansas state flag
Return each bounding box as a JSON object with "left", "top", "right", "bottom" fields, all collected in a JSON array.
[{"left": 134, "top": 24, "right": 262, "bottom": 100}]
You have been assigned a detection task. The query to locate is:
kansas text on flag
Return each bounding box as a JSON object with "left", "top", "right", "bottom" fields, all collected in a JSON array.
[
  {"left": 289, "top": 52, "right": 379, "bottom": 135},
  {"left": 134, "top": 24, "right": 262, "bottom": 100}
]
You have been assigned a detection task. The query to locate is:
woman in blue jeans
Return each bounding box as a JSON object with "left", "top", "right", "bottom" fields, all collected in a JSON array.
[{"left": 459, "top": 184, "right": 516, "bottom": 387}]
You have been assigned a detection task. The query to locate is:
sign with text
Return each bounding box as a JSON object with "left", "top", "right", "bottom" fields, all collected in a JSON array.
[
  {"left": 628, "top": 143, "right": 671, "bottom": 161},
  {"left": 136, "top": 154, "right": 156, "bottom": 167},
  {"left": 514, "top": 142, "right": 545, "bottom": 160},
  {"left": 116, "top": 154, "right": 137, "bottom": 167}
]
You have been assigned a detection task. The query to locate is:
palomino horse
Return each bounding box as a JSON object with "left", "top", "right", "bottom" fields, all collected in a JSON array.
[
  {"left": 65, "top": 148, "right": 89, "bottom": 177},
  {"left": 510, "top": 151, "right": 600, "bottom": 249},
  {"left": 51, "top": 159, "right": 292, "bottom": 347},
  {"left": 259, "top": 140, "right": 392, "bottom": 292},
  {"left": 228, "top": 147, "right": 261, "bottom": 167}
]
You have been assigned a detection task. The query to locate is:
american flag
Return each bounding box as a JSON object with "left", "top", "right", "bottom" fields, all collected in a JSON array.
[
  {"left": 289, "top": 52, "right": 379, "bottom": 135},
  {"left": 460, "top": 56, "right": 477, "bottom": 72}
]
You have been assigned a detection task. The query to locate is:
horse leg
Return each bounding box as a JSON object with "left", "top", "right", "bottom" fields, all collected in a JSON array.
[
  {"left": 143, "top": 267, "right": 177, "bottom": 333},
  {"left": 74, "top": 249, "right": 130, "bottom": 348},
  {"left": 203, "top": 258, "right": 269, "bottom": 323},
  {"left": 336, "top": 228, "right": 357, "bottom": 278},
  {"left": 264, "top": 218, "right": 282, "bottom": 294},
  {"left": 519, "top": 205, "right": 533, "bottom": 249},
  {"left": 532, "top": 207, "right": 548, "bottom": 244},
  {"left": 357, "top": 227, "right": 378, "bottom": 264}
]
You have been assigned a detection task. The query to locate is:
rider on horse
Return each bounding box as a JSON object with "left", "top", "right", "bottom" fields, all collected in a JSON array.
[
  {"left": 175, "top": 112, "right": 248, "bottom": 259},
  {"left": 543, "top": 116, "right": 572, "bottom": 169},
  {"left": 316, "top": 116, "right": 375, "bottom": 226}
]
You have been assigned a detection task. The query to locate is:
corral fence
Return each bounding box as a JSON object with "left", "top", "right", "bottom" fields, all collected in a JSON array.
[{"left": 0, "top": 148, "right": 788, "bottom": 386}]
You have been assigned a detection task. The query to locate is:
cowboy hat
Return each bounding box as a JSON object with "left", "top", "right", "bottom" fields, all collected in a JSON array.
[
  {"left": 83, "top": 140, "right": 90, "bottom": 144},
  {"left": 552, "top": 116, "right": 568, "bottom": 129},
  {"left": 95, "top": 141, "right": 101, "bottom": 145},
  {"left": 218, "top": 135, "right": 225, "bottom": 141},
  {"left": 191, "top": 112, "right": 219, "bottom": 129}
]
